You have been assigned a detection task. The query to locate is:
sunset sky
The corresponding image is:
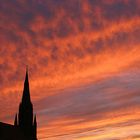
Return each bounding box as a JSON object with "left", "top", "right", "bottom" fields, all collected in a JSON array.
[{"left": 0, "top": 0, "right": 140, "bottom": 139}]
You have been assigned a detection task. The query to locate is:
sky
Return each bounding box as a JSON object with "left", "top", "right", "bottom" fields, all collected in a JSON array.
[{"left": 0, "top": 0, "right": 140, "bottom": 139}]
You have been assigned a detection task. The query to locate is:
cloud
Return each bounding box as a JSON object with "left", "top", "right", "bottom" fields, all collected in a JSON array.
[{"left": 0, "top": 0, "right": 140, "bottom": 139}]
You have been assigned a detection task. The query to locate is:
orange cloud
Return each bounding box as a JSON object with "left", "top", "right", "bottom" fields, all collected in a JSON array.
[
  {"left": 38, "top": 107, "right": 140, "bottom": 139},
  {"left": 0, "top": 0, "right": 140, "bottom": 139}
]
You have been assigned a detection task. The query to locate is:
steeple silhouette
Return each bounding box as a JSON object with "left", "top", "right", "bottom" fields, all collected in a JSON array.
[
  {"left": 14, "top": 68, "right": 37, "bottom": 140},
  {"left": 22, "top": 67, "right": 31, "bottom": 103}
]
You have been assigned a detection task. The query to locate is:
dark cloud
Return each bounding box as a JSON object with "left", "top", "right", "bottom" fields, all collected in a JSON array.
[
  {"left": 103, "top": 0, "right": 139, "bottom": 20},
  {"left": 35, "top": 72, "right": 140, "bottom": 122}
]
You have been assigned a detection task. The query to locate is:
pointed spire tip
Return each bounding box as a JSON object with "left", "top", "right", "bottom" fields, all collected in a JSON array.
[{"left": 22, "top": 66, "right": 31, "bottom": 102}]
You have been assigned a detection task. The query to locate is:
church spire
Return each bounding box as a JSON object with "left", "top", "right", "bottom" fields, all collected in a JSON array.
[
  {"left": 22, "top": 67, "right": 31, "bottom": 103},
  {"left": 16, "top": 68, "right": 37, "bottom": 139}
]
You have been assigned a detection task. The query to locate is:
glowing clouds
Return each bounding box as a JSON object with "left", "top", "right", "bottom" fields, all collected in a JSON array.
[{"left": 0, "top": 0, "right": 140, "bottom": 139}]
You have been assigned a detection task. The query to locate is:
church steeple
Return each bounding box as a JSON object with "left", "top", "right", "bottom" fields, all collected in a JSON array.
[
  {"left": 22, "top": 68, "right": 31, "bottom": 103},
  {"left": 15, "top": 68, "right": 37, "bottom": 140}
]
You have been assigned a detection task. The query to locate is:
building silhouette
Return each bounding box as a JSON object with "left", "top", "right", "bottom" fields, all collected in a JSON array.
[{"left": 0, "top": 70, "right": 37, "bottom": 140}]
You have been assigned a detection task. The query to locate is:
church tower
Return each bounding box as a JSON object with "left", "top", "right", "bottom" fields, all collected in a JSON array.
[{"left": 14, "top": 69, "right": 37, "bottom": 140}]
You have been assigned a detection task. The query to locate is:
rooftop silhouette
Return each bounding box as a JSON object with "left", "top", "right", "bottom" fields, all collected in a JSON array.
[{"left": 0, "top": 69, "right": 37, "bottom": 140}]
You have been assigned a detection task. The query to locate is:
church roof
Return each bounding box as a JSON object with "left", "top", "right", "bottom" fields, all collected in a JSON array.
[{"left": 0, "top": 122, "right": 29, "bottom": 140}]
